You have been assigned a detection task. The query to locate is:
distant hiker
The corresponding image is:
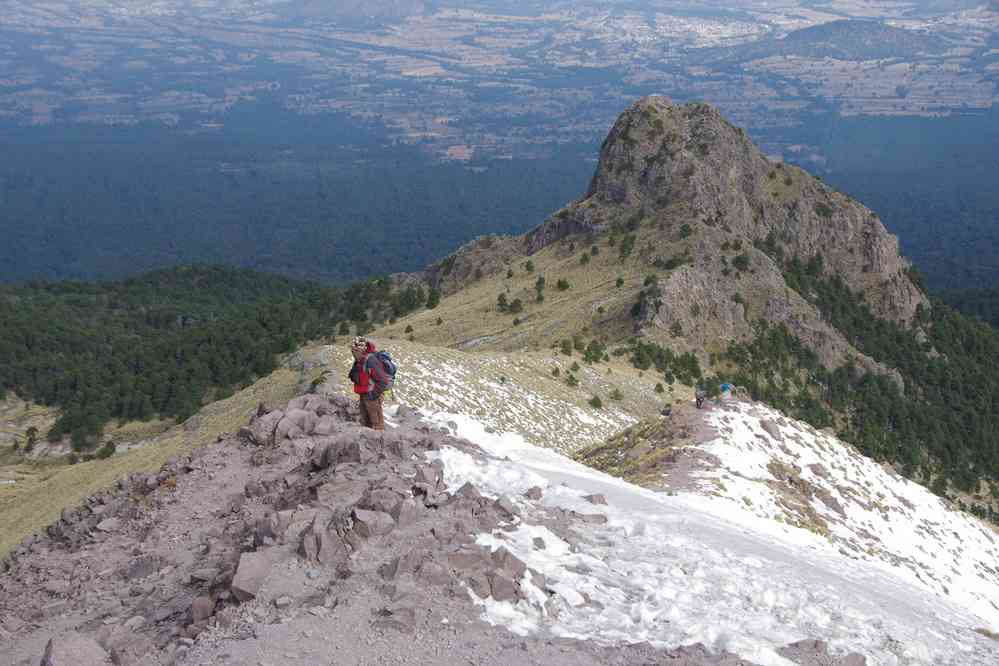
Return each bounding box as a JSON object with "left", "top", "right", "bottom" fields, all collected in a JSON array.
[
  {"left": 719, "top": 383, "right": 735, "bottom": 400},
  {"left": 695, "top": 387, "right": 707, "bottom": 410},
  {"left": 348, "top": 337, "right": 395, "bottom": 431}
]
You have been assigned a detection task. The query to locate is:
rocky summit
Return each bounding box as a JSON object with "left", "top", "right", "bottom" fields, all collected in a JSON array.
[{"left": 422, "top": 96, "right": 925, "bottom": 375}]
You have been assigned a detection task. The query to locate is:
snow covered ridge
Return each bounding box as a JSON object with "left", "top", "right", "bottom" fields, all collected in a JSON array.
[
  {"left": 687, "top": 401, "right": 999, "bottom": 629},
  {"left": 424, "top": 411, "right": 999, "bottom": 666}
]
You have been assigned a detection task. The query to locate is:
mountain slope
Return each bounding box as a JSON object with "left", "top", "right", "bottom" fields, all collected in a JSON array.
[
  {"left": 4, "top": 374, "right": 998, "bottom": 665},
  {"left": 384, "top": 96, "right": 999, "bottom": 517}
]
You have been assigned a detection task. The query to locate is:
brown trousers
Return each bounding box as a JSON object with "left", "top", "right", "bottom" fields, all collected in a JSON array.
[{"left": 359, "top": 395, "right": 385, "bottom": 430}]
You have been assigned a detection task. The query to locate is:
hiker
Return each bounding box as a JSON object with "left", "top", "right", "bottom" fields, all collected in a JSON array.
[
  {"left": 348, "top": 336, "right": 393, "bottom": 431},
  {"left": 719, "top": 383, "right": 735, "bottom": 400},
  {"left": 695, "top": 387, "right": 707, "bottom": 409}
]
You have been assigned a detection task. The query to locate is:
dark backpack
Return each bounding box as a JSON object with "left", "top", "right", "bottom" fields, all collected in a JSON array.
[{"left": 372, "top": 350, "right": 397, "bottom": 387}]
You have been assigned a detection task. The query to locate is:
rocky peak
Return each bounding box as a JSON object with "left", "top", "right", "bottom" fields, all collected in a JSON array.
[{"left": 527, "top": 96, "right": 927, "bottom": 325}]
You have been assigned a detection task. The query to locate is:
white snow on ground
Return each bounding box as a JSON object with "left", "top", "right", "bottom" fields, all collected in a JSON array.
[
  {"left": 334, "top": 344, "right": 640, "bottom": 451},
  {"left": 423, "top": 409, "right": 999, "bottom": 666}
]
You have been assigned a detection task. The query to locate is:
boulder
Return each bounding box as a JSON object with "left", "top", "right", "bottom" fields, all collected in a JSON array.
[
  {"left": 390, "top": 498, "right": 419, "bottom": 528},
  {"left": 191, "top": 596, "right": 214, "bottom": 623},
  {"left": 524, "top": 486, "right": 544, "bottom": 500},
  {"left": 314, "top": 416, "right": 338, "bottom": 436},
  {"left": 298, "top": 514, "right": 350, "bottom": 567},
  {"left": 493, "top": 495, "right": 518, "bottom": 517},
  {"left": 283, "top": 408, "right": 318, "bottom": 436},
  {"left": 491, "top": 546, "right": 527, "bottom": 578},
  {"left": 352, "top": 509, "right": 395, "bottom": 538},
  {"left": 231, "top": 551, "right": 276, "bottom": 602},
  {"left": 583, "top": 493, "right": 608, "bottom": 506},
  {"left": 486, "top": 571, "right": 519, "bottom": 602},
  {"left": 760, "top": 420, "right": 783, "bottom": 443},
  {"left": 364, "top": 488, "right": 404, "bottom": 515},
  {"left": 42, "top": 631, "right": 110, "bottom": 665},
  {"left": 240, "top": 410, "right": 285, "bottom": 447}
]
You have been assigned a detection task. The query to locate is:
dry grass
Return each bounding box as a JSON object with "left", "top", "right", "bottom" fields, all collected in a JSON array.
[{"left": 376, "top": 224, "right": 687, "bottom": 353}]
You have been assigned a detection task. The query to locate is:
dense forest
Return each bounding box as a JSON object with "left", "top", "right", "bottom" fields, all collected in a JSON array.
[
  {"left": 940, "top": 289, "right": 999, "bottom": 329},
  {"left": 0, "top": 265, "right": 434, "bottom": 449},
  {"left": 0, "top": 114, "right": 592, "bottom": 284}
]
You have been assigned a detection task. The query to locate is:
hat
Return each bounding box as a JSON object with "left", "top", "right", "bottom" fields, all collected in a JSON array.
[{"left": 351, "top": 336, "right": 368, "bottom": 351}]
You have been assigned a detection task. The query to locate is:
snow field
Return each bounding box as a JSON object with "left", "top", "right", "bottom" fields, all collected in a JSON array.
[
  {"left": 688, "top": 402, "right": 999, "bottom": 631},
  {"left": 424, "top": 410, "right": 999, "bottom": 666}
]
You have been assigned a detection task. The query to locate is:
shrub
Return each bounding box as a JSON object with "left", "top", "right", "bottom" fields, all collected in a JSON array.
[
  {"left": 580, "top": 253, "right": 590, "bottom": 265},
  {"left": 619, "top": 234, "right": 636, "bottom": 259},
  {"left": 691, "top": 304, "right": 701, "bottom": 317},
  {"left": 556, "top": 279, "right": 570, "bottom": 291},
  {"left": 669, "top": 321, "right": 683, "bottom": 337},
  {"left": 551, "top": 367, "right": 560, "bottom": 377},
  {"left": 507, "top": 269, "right": 514, "bottom": 279},
  {"left": 509, "top": 298, "right": 524, "bottom": 314},
  {"left": 597, "top": 306, "right": 605, "bottom": 314},
  {"left": 436, "top": 317, "right": 443, "bottom": 326},
  {"left": 616, "top": 277, "right": 624, "bottom": 288},
  {"left": 404, "top": 324, "right": 413, "bottom": 333},
  {"left": 589, "top": 395, "right": 603, "bottom": 409},
  {"left": 513, "top": 318, "right": 522, "bottom": 326},
  {"left": 644, "top": 274, "right": 657, "bottom": 286},
  {"left": 426, "top": 289, "right": 441, "bottom": 309},
  {"left": 610, "top": 388, "right": 623, "bottom": 401},
  {"left": 96, "top": 441, "right": 116, "bottom": 459},
  {"left": 815, "top": 203, "right": 834, "bottom": 219},
  {"left": 732, "top": 253, "right": 751, "bottom": 272},
  {"left": 497, "top": 293, "right": 509, "bottom": 312},
  {"left": 474, "top": 268, "right": 483, "bottom": 280},
  {"left": 655, "top": 383, "right": 665, "bottom": 393},
  {"left": 566, "top": 373, "right": 579, "bottom": 387},
  {"left": 679, "top": 223, "right": 692, "bottom": 239},
  {"left": 571, "top": 362, "right": 581, "bottom": 372},
  {"left": 525, "top": 260, "right": 535, "bottom": 273},
  {"left": 560, "top": 339, "right": 573, "bottom": 356},
  {"left": 590, "top": 245, "right": 600, "bottom": 257}
]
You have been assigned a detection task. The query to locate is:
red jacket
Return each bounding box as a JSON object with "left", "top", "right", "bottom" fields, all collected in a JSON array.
[{"left": 349, "top": 342, "right": 390, "bottom": 398}]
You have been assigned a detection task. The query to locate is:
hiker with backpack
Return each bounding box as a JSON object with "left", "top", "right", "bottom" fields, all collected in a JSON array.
[{"left": 348, "top": 336, "right": 396, "bottom": 431}]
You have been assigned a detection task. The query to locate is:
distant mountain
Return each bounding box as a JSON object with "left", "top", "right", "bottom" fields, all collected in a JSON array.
[{"left": 711, "top": 19, "right": 950, "bottom": 62}]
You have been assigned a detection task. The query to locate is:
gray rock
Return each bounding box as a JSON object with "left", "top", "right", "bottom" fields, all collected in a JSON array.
[
  {"left": 584, "top": 493, "right": 608, "bottom": 505},
  {"left": 352, "top": 509, "right": 395, "bottom": 538},
  {"left": 390, "top": 498, "right": 419, "bottom": 528},
  {"left": 493, "top": 495, "right": 518, "bottom": 517},
  {"left": 191, "top": 596, "right": 214, "bottom": 623},
  {"left": 491, "top": 546, "right": 527, "bottom": 578},
  {"left": 572, "top": 511, "right": 608, "bottom": 525},
  {"left": 231, "top": 551, "right": 275, "bottom": 602},
  {"left": 486, "top": 571, "right": 519, "bottom": 602},
  {"left": 760, "top": 420, "right": 783, "bottom": 443},
  {"left": 96, "top": 518, "right": 121, "bottom": 532},
  {"left": 524, "top": 486, "right": 544, "bottom": 500},
  {"left": 240, "top": 410, "right": 285, "bottom": 447},
  {"left": 532, "top": 537, "right": 546, "bottom": 550},
  {"left": 42, "top": 631, "right": 109, "bottom": 665}
]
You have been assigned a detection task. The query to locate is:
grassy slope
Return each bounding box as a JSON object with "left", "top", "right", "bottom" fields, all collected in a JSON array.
[
  {"left": 378, "top": 222, "right": 675, "bottom": 352},
  {"left": 0, "top": 367, "right": 304, "bottom": 557}
]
